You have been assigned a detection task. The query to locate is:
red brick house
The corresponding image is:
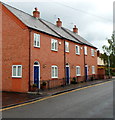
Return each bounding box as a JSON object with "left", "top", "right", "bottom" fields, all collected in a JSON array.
[{"left": 0, "top": 2, "right": 97, "bottom": 92}]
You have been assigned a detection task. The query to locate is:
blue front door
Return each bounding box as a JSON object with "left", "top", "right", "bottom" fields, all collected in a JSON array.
[
  {"left": 66, "top": 67, "right": 70, "bottom": 84},
  {"left": 34, "top": 66, "right": 39, "bottom": 88},
  {"left": 85, "top": 66, "right": 88, "bottom": 81}
]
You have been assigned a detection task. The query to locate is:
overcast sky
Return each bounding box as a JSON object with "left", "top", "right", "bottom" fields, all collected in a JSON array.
[{"left": 1, "top": 0, "right": 113, "bottom": 52}]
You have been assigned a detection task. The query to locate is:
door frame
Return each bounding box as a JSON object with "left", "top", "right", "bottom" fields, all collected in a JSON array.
[
  {"left": 66, "top": 65, "right": 70, "bottom": 84},
  {"left": 33, "top": 61, "right": 40, "bottom": 89}
]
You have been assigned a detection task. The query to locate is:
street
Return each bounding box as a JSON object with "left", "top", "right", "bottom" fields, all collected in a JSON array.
[{"left": 2, "top": 81, "right": 113, "bottom": 118}]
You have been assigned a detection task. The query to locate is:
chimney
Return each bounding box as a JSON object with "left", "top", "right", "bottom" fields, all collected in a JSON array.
[
  {"left": 73, "top": 25, "right": 78, "bottom": 33},
  {"left": 56, "top": 18, "right": 62, "bottom": 27},
  {"left": 33, "top": 7, "right": 40, "bottom": 18}
]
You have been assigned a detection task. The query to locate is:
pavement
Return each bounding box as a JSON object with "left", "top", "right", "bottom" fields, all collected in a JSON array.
[
  {"left": 2, "top": 78, "right": 114, "bottom": 109},
  {"left": 2, "top": 80, "right": 113, "bottom": 118}
]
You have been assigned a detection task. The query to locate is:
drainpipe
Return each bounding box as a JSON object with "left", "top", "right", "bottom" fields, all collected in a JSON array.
[
  {"left": 83, "top": 45, "right": 86, "bottom": 82},
  {"left": 28, "top": 29, "right": 31, "bottom": 91},
  {"left": 64, "top": 39, "right": 66, "bottom": 85}
]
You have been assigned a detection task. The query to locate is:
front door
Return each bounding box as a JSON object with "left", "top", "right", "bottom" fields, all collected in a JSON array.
[
  {"left": 34, "top": 66, "right": 39, "bottom": 88},
  {"left": 85, "top": 66, "right": 88, "bottom": 81},
  {"left": 66, "top": 66, "right": 70, "bottom": 84}
]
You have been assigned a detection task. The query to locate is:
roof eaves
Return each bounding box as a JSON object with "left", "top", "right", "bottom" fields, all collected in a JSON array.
[{"left": 28, "top": 26, "right": 61, "bottom": 39}]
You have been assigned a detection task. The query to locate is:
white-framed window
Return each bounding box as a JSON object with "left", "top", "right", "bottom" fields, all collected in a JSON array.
[
  {"left": 34, "top": 33, "right": 40, "bottom": 48},
  {"left": 84, "top": 46, "right": 87, "bottom": 55},
  {"left": 92, "top": 66, "right": 95, "bottom": 74},
  {"left": 75, "top": 45, "right": 80, "bottom": 55},
  {"left": 51, "top": 39, "right": 58, "bottom": 51},
  {"left": 51, "top": 65, "right": 58, "bottom": 78},
  {"left": 12, "top": 65, "right": 22, "bottom": 78},
  {"left": 91, "top": 48, "right": 95, "bottom": 56},
  {"left": 65, "top": 42, "right": 69, "bottom": 52},
  {"left": 76, "top": 66, "right": 81, "bottom": 76}
]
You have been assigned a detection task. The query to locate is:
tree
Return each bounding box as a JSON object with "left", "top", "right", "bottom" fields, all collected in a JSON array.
[{"left": 100, "top": 33, "right": 115, "bottom": 76}]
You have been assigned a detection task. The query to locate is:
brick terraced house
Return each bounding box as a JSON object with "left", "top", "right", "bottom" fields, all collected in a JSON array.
[{"left": 0, "top": 2, "right": 98, "bottom": 92}]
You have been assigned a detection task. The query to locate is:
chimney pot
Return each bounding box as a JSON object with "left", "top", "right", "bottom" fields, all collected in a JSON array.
[
  {"left": 33, "top": 7, "right": 40, "bottom": 18},
  {"left": 73, "top": 25, "right": 78, "bottom": 33},
  {"left": 56, "top": 18, "right": 62, "bottom": 27}
]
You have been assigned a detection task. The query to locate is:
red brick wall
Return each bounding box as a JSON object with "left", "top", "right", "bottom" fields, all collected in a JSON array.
[
  {"left": 2, "top": 5, "right": 29, "bottom": 92},
  {"left": 30, "top": 30, "right": 65, "bottom": 86},
  {"left": 0, "top": 2, "right": 2, "bottom": 91},
  {"left": 65, "top": 40, "right": 84, "bottom": 81},
  {"left": 84, "top": 45, "right": 97, "bottom": 75}
]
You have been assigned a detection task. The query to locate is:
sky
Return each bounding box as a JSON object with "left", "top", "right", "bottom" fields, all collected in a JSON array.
[{"left": 1, "top": 0, "right": 114, "bottom": 52}]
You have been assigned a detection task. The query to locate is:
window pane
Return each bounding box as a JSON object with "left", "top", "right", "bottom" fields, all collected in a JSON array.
[
  {"left": 52, "top": 40, "right": 54, "bottom": 50},
  {"left": 55, "top": 41, "right": 57, "bottom": 50},
  {"left": 55, "top": 67, "right": 58, "bottom": 77},
  {"left": 34, "top": 34, "right": 37, "bottom": 46},
  {"left": 37, "top": 40, "right": 39, "bottom": 47},
  {"left": 13, "top": 66, "right": 16, "bottom": 76},
  {"left": 76, "top": 46, "right": 78, "bottom": 53},
  {"left": 17, "top": 66, "right": 22, "bottom": 76},
  {"left": 52, "top": 67, "right": 54, "bottom": 77}
]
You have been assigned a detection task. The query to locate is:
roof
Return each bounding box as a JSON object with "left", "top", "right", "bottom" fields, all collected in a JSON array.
[
  {"left": 41, "top": 19, "right": 81, "bottom": 44},
  {"left": 3, "top": 2, "right": 96, "bottom": 48},
  {"left": 3, "top": 3, "right": 61, "bottom": 38}
]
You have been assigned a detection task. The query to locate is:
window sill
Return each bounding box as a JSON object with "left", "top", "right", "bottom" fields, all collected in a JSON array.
[
  {"left": 76, "top": 54, "right": 80, "bottom": 55},
  {"left": 65, "top": 51, "right": 69, "bottom": 53},
  {"left": 34, "top": 46, "right": 40, "bottom": 48},
  {"left": 51, "top": 50, "right": 58, "bottom": 52},
  {"left": 12, "top": 76, "right": 22, "bottom": 78},
  {"left": 51, "top": 77, "right": 58, "bottom": 79},
  {"left": 76, "top": 75, "right": 81, "bottom": 76}
]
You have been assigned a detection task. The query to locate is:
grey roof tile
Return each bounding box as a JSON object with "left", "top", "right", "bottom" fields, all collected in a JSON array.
[
  {"left": 41, "top": 19, "right": 81, "bottom": 44},
  {"left": 62, "top": 28, "right": 96, "bottom": 48}
]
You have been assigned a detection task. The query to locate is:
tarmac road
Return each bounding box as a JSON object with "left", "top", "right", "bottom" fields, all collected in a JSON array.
[{"left": 2, "top": 81, "right": 113, "bottom": 118}]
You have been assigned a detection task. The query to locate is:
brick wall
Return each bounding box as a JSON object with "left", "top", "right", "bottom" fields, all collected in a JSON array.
[{"left": 2, "top": 5, "right": 29, "bottom": 92}]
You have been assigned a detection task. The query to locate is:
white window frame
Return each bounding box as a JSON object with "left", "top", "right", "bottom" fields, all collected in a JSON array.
[
  {"left": 51, "top": 39, "right": 58, "bottom": 51},
  {"left": 12, "top": 65, "right": 22, "bottom": 78},
  {"left": 51, "top": 65, "right": 58, "bottom": 78},
  {"left": 91, "top": 48, "right": 94, "bottom": 56},
  {"left": 75, "top": 45, "right": 80, "bottom": 55},
  {"left": 84, "top": 46, "right": 87, "bottom": 55},
  {"left": 34, "top": 33, "right": 40, "bottom": 48},
  {"left": 76, "top": 66, "right": 81, "bottom": 76},
  {"left": 92, "top": 66, "right": 95, "bottom": 74},
  {"left": 65, "top": 41, "right": 69, "bottom": 52}
]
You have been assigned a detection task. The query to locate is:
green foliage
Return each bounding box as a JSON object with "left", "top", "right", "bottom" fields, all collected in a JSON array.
[{"left": 101, "top": 33, "right": 115, "bottom": 75}]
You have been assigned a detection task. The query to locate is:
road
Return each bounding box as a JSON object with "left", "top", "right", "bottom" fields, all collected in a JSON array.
[{"left": 2, "top": 81, "right": 113, "bottom": 118}]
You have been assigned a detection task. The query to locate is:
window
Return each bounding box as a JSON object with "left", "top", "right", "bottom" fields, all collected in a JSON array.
[
  {"left": 75, "top": 45, "right": 80, "bottom": 55},
  {"left": 12, "top": 65, "right": 22, "bottom": 77},
  {"left": 65, "top": 42, "right": 69, "bottom": 52},
  {"left": 91, "top": 48, "right": 95, "bottom": 56},
  {"left": 76, "top": 66, "right": 81, "bottom": 76},
  {"left": 92, "top": 66, "right": 95, "bottom": 74},
  {"left": 34, "top": 33, "right": 40, "bottom": 48},
  {"left": 51, "top": 66, "right": 58, "bottom": 78},
  {"left": 84, "top": 46, "right": 87, "bottom": 55},
  {"left": 51, "top": 39, "right": 58, "bottom": 51}
]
